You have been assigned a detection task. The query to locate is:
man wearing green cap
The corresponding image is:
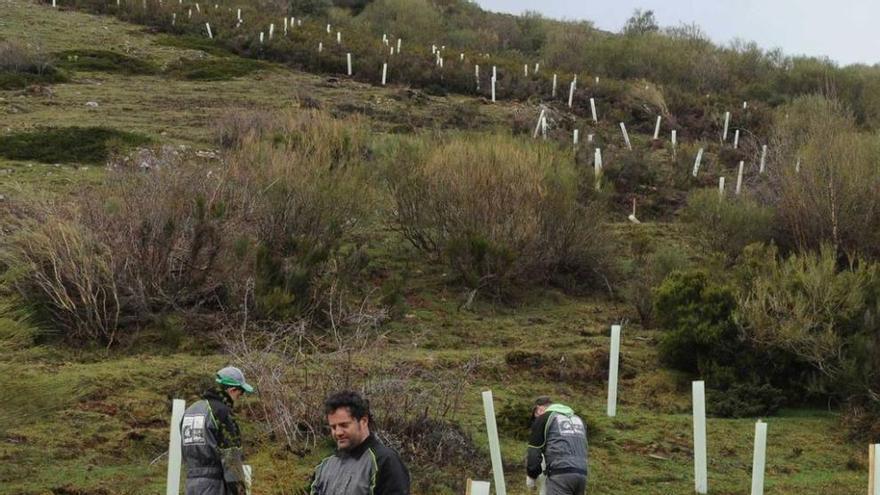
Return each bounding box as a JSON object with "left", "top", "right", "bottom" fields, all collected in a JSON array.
[
  {"left": 525, "top": 396, "right": 588, "bottom": 495},
  {"left": 181, "top": 366, "right": 255, "bottom": 495}
]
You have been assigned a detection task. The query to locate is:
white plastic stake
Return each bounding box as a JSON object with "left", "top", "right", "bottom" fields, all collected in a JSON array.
[
  {"left": 533, "top": 109, "right": 546, "bottom": 139},
  {"left": 573, "top": 129, "right": 579, "bottom": 146},
  {"left": 722, "top": 111, "right": 730, "bottom": 142},
  {"left": 552, "top": 74, "right": 557, "bottom": 97},
  {"left": 692, "top": 148, "right": 704, "bottom": 177},
  {"left": 524, "top": 64, "right": 529, "bottom": 77},
  {"left": 187, "top": 8, "right": 191, "bottom": 19},
  {"left": 166, "top": 399, "right": 185, "bottom": 495},
  {"left": 475, "top": 65, "right": 480, "bottom": 89},
  {"left": 590, "top": 98, "right": 597, "bottom": 123},
  {"left": 693, "top": 381, "right": 708, "bottom": 494},
  {"left": 540, "top": 116, "right": 547, "bottom": 140},
  {"left": 284, "top": 17, "right": 287, "bottom": 34},
  {"left": 397, "top": 38, "right": 401, "bottom": 53},
  {"left": 607, "top": 325, "right": 621, "bottom": 417},
  {"left": 243, "top": 465, "right": 253, "bottom": 495},
  {"left": 172, "top": 12, "right": 176, "bottom": 25},
  {"left": 736, "top": 161, "right": 745, "bottom": 195},
  {"left": 194, "top": 2, "right": 199, "bottom": 12},
  {"left": 259, "top": 32, "right": 263, "bottom": 44},
  {"left": 492, "top": 65, "right": 497, "bottom": 80},
  {"left": 326, "top": 23, "right": 331, "bottom": 33},
  {"left": 236, "top": 8, "right": 241, "bottom": 20},
  {"left": 568, "top": 79, "right": 576, "bottom": 108},
  {"left": 534, "top": 63, "right": 539, "bottom": 73},
  {"left": 750, "top": 421, "right": 767, "bottom": 495},
  {"left": 734, "top": 129, "right": 740, "bottom": 150},
  {"left": 317, "top": 41, "right": 322, "bottom": 52},
  {"left": 594, "top": 149, "right": 603, "bottom": 190},
  {"left": 205, "top": 22, "right": 213, "bottom": 39},
  {"left": 743, "top": 101, "right": 749, "bottom": 109},
  {"left": 460, "top": 53, "right": 464, "bottom": 61},
  {"left": 620, "top": 123, "right": 632, "bottom": 150},
  {"left": 653, "top": 116, "right": 662, "bottom": 140},
  {"left": 491, "top": 76, "right": 496, "bottom": 102},
  {"left": 719, "top": 177, "right": 725, "bottom": 197},
  {"left": 337, "top": 31, "right": 341, "bottom": 44},
  {"left": 468, "top": 480, "right": 491, "bottom": 495},
  {"left": 52, "top": 0, "right": 56, "bottom": 7},
  {"left": 759, "top": 145, "right": 768, "bottom": 173},
  {"left": 268, "top": 23, "right": 274, "bottom": 40},
  {"left": 587, "top": 134, "right": 594, "bottom": 143},
  {"left": 796, "top": 158, "right": 801, "bottom": 173},
  {"left": 346, "top": 53, "right": 352, "bottom": 76},
  {"left": 481, "top": 391, "right": 508, "bottom": 495},
  {"left": 432, "top": 44, "right": 436, "bottom": 54},
  {"left": 381, "top": 63, "right": 387, "bottom": 85}
]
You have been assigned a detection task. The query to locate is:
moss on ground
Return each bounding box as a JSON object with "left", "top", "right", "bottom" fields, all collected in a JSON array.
[{"left": 54, "top": 49, "right": 159, "bottom": 75}]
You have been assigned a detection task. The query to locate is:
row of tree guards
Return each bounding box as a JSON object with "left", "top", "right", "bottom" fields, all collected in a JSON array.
[{"left": 162, "top": 325, "right": 880, "bottom": 493}]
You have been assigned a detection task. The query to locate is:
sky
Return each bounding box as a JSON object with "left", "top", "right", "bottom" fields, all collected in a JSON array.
[{"left": 474, "top": 0, "right": 880, "bottom": 66}]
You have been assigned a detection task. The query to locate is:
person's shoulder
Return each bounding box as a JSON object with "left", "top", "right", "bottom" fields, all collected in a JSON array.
[{"left": 367, "top": 436, "right": 404, "bottom": 463}]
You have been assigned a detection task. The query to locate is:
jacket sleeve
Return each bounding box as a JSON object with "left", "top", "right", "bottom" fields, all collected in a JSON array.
[
  {"left": 526, "top": 412, "right": 550, "bottom": 479},
  {"left": 213, "top": 402, "right": 245, "bottom": 493},
  {"left": 375, "top": 449, "right": 411, "bottom": 495}
]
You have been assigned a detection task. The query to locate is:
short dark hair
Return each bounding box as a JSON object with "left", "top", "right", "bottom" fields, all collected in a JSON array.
[
  {"left": 324, "top": 390, "right": 371, "bottom": 422},
  {"left": 531, "top": 396, "right": 552, "bottom": 418}
]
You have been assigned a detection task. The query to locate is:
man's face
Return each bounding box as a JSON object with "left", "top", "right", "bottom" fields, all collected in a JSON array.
[
  {"left": 533, "top": 404, "right": 548, "bottom": 418},
  {"left": 327, "top": 407, "right": 369, "bottom": 451}
]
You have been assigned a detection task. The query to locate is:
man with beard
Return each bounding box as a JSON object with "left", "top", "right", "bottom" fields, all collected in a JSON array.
[{"left": 310, "top": 391, "right": 410, "bottom": 495}]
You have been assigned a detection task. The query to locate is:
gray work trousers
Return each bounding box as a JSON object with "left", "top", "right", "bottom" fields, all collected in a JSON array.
[{"left": 545, "top": 473, "right": 587, "bottom": 495}]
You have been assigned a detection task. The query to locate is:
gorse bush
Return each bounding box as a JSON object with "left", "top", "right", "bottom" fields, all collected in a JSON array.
[
  {"left": 736, "top": 243, "right": 880, "bottom": 436},
  {"left": 766, "top": 95, "right": 880, "bottom": 259},
  {"left": 653, "top": 270, "right": 797, "bottom": 416},
  {"left": 682, "top": 188, "right": 775, "bottom": 262},
  {"left": 388, "top": 134, "right": 615, "bottom": 297},
  {"left": 222, "top": 110, "right": 373, "bottom": 321}
]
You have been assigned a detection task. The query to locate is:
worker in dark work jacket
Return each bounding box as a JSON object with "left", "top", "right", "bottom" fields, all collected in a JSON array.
[
  {"left": 310, "top": 391, "right": 410, "bottom": 495},
  {"left": 181, "top": 366, "right": 254, "bottom": 495},
  {"left": 526, "top": 396, "right": 589, "bottom": 495}
]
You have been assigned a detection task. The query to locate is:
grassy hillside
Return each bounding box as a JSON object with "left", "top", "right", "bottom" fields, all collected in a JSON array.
[{"left": 0, "top": 1, "right": 876, "bottom": 494}]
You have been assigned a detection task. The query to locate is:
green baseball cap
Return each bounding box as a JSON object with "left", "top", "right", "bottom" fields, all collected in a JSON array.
[{"left": 216, "top": 366, "right": 255, "bottom": 393}]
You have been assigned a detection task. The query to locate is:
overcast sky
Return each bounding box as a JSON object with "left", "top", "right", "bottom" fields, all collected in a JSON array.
[{"left": 474, "top": 0, "right": 880, "bottom": 66}]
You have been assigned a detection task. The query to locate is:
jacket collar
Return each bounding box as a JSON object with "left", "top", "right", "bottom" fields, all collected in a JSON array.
[{"left": 339, "top": 433, "right": 378, "bottom": 459}]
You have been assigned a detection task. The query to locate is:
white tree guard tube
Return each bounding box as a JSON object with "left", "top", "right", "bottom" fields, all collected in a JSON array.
[
  {"left": 693, "top": 382, "right": 708, "bottom": 494},
  {"left": 166, "top": 399, "right": 185, "bottom": 495},
  {"left": 607, "top": 324, "right": 621, "bottom": 417},
  {"left": 482, "top": 391, "right": 507, "bottom": 495},
  {"left": 750, "top": 421, "right": 767, "bottom": 495}
]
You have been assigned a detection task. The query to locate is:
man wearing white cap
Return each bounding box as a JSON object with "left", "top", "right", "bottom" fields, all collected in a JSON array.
[{"left": 181, "top": 366, "right": 255, "bottom": 495}]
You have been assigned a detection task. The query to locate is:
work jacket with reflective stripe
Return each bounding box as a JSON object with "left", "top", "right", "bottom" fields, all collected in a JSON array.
[
  {"left": 310, "top": 434, "right": 410, "bottom": 495},
  {"left": 526, "top": 404, "right": 589, "bottom": 479}
]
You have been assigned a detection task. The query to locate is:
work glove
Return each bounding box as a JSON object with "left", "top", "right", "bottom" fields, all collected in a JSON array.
[{"left": 526, "top": 477, "right": 537, "bottom": 490}]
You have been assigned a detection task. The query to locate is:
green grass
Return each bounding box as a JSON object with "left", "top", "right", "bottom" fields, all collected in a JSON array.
[
  {"left": 0, "top": 126, "right": 152, "bottom": 164},
  {"left": 54, "top": 49, "right": 158, "bottom": 75},
  {"left": 164, "top": 56, "right": 272, "bottom": 81}
]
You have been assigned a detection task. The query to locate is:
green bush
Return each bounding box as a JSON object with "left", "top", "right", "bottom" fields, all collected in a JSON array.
[
  {"left": 0, "top": 127, "right": 152, "bottom": 164},
  {"left": 736, "top": 243, "right": 880, "bottom": 434},
  {"left": 654, "top": 270, "right": 793, "bottom": 417},
  {"left": 682, "top": 188, "right": 774, "bottom": 261},
  {"left": 621, "top": 234, "right": 690, "bottom": 327},
  {"left": 387, "top": 134, "right": 616, "bottom": 297}
]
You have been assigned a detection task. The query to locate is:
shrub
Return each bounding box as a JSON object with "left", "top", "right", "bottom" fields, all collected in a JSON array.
[
  {"left": 621, "top": 233, "right": 691, "bottom": 327},
  {"left": 766, "top": 96, "right": 880, "bottom": 259},
  {"left": 736, "top": 243, "right": 880, "bottom": 433},
  {"left": 387, "top": 134, "right": 615, "bottom": 297},
  {"left": 0, "top": 41, "right": 68, "bottom": 89},
  {"left": 654, "top": 270, "right": 792, "bottom": 416},
  {"left": 681, "top": 188, "right": 774, "bottom": 262},
  {"left": 0, "top": 127, "right": 152, "bottom": 164},
  {"left": 0, "top": 111, "right": 375, "bottom": 345}
]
